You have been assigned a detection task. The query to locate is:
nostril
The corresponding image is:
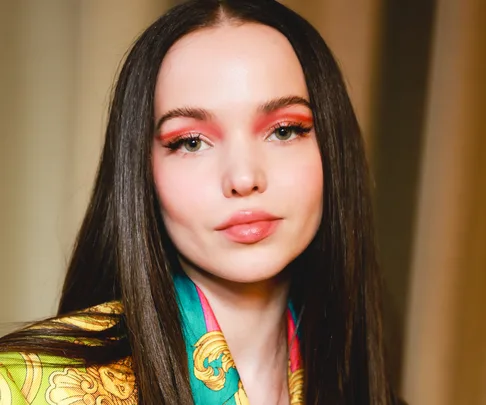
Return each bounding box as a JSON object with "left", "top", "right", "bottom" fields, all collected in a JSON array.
[{"left": 231, "top": 185, "right": 259, "bottom": 196}]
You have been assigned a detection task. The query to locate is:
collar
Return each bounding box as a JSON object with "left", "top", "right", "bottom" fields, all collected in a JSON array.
[{"left": 173, "top": 271, "right": 304, "bottom": 404}]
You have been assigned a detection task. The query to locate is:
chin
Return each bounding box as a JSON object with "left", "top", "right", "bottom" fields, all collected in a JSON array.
[
  {"left": 212, "top": 268, "right": 284, "bottom": 284},
  {"left": 200, "top": 251, "right": 298, "bottom": 284},
  {"left": 175, "top": 233, "right": 314, "bottom": 285}
]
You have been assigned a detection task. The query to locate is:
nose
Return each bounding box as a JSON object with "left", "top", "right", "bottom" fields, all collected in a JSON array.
[{"left": 221, "top": 142, "right": 267, "bottom": 198}]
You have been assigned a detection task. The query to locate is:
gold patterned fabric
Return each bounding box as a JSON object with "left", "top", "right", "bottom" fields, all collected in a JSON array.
[
  {"left": 0, "top": 276, "right": 304, "bottom": 404},
  {"left": 0, "top": 353, "right": 137, "bottom": 405},
  {"left": 0, "top": 302, "right": 138, "bottom": 405}
]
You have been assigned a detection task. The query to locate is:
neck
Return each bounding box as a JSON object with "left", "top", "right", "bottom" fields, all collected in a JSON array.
[{"left": 181, "top": 259, "right": 291, "bottom": 403}]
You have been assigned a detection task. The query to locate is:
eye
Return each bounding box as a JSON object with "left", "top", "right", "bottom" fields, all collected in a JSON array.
[
  {"left": 266, "top": 123, "right": 312, "bottom": 142},
  {"left": 182, "top": 137, "right": 204, "bottom": 152},
  {"left": 272, "top": 126, "right": 297, "bottom": 141},
  {"left": 164, "top": 134, "right": 211, "bottom": 153}
]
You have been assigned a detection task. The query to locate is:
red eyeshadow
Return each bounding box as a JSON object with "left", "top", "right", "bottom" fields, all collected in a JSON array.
[
  {"left": 253, "top": 110, "right": 313, "bottom": 134},
  {"left": 158, "top": 122, "right": 222, "bottom": 141}
]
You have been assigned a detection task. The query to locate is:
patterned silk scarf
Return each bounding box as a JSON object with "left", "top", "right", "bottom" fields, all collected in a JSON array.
[{"left": 173, "top": 271, "right": 304, "bottom": 404}]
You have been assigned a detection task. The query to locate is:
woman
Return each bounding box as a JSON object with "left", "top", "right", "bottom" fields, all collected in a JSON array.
[{"left": 0, "top": 0, "right": 397, "bottom": 404}]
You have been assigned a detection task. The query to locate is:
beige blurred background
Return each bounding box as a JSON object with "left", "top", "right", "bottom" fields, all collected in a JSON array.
[{"left": 0, "top": 0, "right": 485, "bottom": 404}]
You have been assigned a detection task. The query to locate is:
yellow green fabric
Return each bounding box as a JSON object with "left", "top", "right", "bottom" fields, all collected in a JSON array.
[
  {"left": 0, "top": 301, "right": 137, "bottom": 405},
  {"left": 0, "top": 273, "right": 303, "bottom": 404}
]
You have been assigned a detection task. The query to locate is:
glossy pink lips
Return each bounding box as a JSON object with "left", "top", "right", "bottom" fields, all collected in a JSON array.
[{"left": 215, "top": 210, "right": 281, "bottom": 244}]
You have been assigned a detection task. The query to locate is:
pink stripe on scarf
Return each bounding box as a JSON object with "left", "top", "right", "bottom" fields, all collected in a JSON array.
[
  {"left": 287, "top": 309, "right": 302, "bottom": 372},
  {"left": 195, "top": 285, "right": 221, "bottom": 332}
]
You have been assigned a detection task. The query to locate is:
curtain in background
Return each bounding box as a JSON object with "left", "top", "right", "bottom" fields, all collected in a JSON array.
[
  {"left": 0, "top": 0, "right": 168, "bottom": 324},
  {"left": 0, "top": 1, "right": 484, "bottom": 403}
]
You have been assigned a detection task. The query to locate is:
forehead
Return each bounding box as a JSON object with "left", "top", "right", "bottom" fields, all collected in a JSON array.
[{"left": 154, "top": 23, "right": 308, "bottom": 113}]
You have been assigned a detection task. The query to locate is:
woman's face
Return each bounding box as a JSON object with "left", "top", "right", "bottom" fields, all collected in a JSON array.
[{"left": 152, "top": 23, "right": 323, "bottom": 283}]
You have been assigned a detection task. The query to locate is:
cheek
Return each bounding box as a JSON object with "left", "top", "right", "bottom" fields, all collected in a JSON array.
[
  {"left": 273, "top": 142, "right": 324, "bottom": 212},
  {"left": 152, "top": 151, "right": 209, "bottom": 226}
]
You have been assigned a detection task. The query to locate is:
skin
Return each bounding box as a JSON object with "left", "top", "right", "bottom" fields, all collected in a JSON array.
[{"left": 152, "top": 23, "right": 323, "bottom": 405}]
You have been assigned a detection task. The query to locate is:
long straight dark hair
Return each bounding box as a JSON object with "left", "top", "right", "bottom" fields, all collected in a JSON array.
[{"left": 0, "top": 0, "right": 392, "bottom": 404}]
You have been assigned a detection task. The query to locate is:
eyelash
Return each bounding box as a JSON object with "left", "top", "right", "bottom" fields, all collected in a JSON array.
[
  {"left": 164, "top": 134, "right": 203, "bottom": 152},
  {"left": 268, "top": 122, "right": 312, "bottom": 139},
  {"left": 162, "top": 121, "right": 312, "bottom": 152}
]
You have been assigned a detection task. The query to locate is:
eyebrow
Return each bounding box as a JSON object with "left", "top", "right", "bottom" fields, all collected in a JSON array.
[
  {"left": 155, "top": 95, "right": 312, "bottom": 131},
  {"left": 258, "top": 95, "right": 311, "bottom": 114}
]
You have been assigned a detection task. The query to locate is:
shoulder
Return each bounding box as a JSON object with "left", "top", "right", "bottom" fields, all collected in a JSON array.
[
  {"left": 0, "top": 352, "right": 137, "bottom": 405},
  {"left": 0, "top": 351, "right": 77, "bottom": 405},
  {"left": 0, "top": 302, "right": 138, "bottom": 405},
  {"left": 50, "top": 300, "right": 124, "bottom": 331}
]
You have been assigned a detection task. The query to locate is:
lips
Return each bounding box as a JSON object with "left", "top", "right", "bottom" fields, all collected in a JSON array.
[{"left": 215, "top": 210, "right": 281, "bottom": 244}]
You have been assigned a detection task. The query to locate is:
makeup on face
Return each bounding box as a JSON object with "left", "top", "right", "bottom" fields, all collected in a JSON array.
[
  {"left": 155, "top": 96, "right": 314, "bottom": 148},
  {"left": 214, "top": 210, "right": 282, "bottom": 244},
  {"left": 252, "top": 111, "right": 313, "bottom": 135},
  {"left": 152, "top": 23, "right": 323, "bottom": 284}
]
